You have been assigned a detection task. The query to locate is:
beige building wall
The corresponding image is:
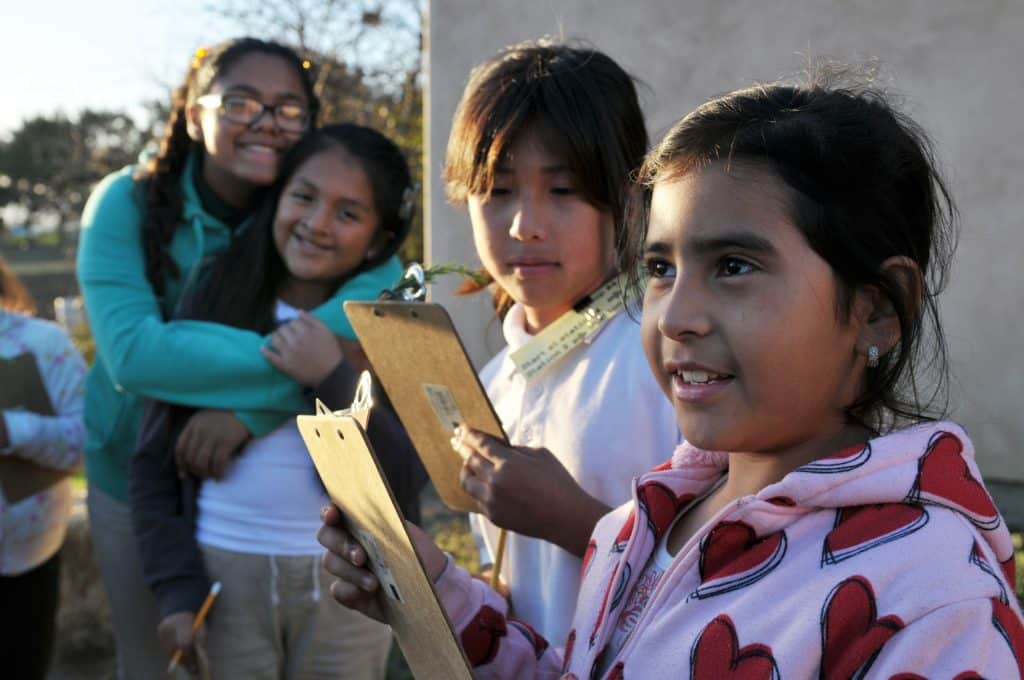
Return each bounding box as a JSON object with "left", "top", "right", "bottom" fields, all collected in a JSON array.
[{"left": 425, "top": 0, "right": 1024, "bottom": 521}]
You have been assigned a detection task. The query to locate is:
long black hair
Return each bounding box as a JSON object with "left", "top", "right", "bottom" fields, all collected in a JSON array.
[
  {"left": 185, "top": 123, "right": 413, "bottom": 333},
  {"left": 135, "top": 37, "right": 319, "bottom": 299},
  {"left": 623, "top": 68, "right": 957, "bottom": 431}
]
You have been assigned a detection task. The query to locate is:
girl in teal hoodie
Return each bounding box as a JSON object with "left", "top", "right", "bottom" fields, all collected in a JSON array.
[{"left": 76, "top": 38, "right": 401, "bottom": 679}]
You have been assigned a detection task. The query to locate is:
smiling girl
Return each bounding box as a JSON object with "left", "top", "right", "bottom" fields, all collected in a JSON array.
[
  {"left": 130, "top": 123, "right": 423, "bottom": 679},
  {"left": 76, "top": 38, "right": 401, "bottom": 678},
  {"left": 321, "top": 74, "right": 1024, "bottom": 678}
]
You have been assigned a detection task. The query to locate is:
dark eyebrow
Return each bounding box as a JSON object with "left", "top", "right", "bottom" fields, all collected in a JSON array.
[
  {"left": 688, "top": 231, "right": 776, "bottom": 256},
  {"left": 292, "top": 176, "right": 317, "bottom": 192},
  {"left": 642, "top": 241, "right": 672, "bottom": 257}
]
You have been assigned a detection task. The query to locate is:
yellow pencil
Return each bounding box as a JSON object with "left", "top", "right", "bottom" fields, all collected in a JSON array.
[
  {"left": 489, "top": 529, "right": 507, "bottom": 590},
  {"left": 167, "top": 581, "right": 221, "bottom": 674}
]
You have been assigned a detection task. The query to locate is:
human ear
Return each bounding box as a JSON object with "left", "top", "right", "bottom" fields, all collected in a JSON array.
[
  {"left": 853, "top": 256, "right": 923, "bottom": 362},
  {"left": 185, "top": 104, "right": 204, "bottom": 143}
]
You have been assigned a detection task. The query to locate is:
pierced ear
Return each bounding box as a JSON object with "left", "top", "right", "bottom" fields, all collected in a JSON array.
[
  {"left": 853, "top": 256, "right": 923, "bottom": 361},
  {"left": 185, "top": 104, "right": 204, "bottom": 143}
]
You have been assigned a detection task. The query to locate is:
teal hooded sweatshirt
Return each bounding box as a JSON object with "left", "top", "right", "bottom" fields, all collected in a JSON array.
[{"left": 76, "top": 156, "right": 403, "bottom": 502}]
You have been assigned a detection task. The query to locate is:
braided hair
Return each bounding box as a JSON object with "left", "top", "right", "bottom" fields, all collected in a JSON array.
[{"left": 134, "top": 38, "right": 319, "bottom": 298}]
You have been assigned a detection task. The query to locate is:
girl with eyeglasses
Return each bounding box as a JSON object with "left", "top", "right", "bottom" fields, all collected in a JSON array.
[{"left": 76, "top": 37, "right": 402, "bottom": 679}]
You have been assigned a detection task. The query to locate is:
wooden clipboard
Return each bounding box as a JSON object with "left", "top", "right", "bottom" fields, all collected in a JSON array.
[
  {"left": 297, "top": 394, "right": 474, "bottom": 680},
  {"left": 0, "top": 353, "right": 66, "bottom": 502},
  {"left": 344, "top": 300, "right": 508, "bottom": 513}
]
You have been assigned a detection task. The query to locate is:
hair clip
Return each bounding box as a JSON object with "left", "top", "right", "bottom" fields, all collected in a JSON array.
[
  {"left": 191, "top": 46, "right": 211, "bottom": 70},
  {"left": 302, "top": 59, "right": 312, "bottom": 70},
  {"left": 398, "top": 184, "right": 417, "bottom": 221}
]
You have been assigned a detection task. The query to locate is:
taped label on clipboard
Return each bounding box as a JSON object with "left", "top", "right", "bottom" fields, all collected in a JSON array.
[
  {"left": 422, "top": 384, "right": 466, "bottom": 433},
  {"left": 355, "top": 529, "right": 404, "bottom": 603}
]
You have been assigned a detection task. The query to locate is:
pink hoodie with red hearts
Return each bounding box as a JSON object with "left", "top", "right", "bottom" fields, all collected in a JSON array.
[{"left": 434, "top": 421, "right": 1024, "bottom": 679}]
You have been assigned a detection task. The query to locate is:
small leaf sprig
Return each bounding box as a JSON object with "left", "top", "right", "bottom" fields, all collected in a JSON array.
[{"left": 381, "top": 262, "right": 490, "bottom": 301}]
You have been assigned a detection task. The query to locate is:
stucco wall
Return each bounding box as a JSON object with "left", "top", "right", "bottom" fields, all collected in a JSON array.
[{"left": 425, "top": 0, "right": 1024, "bottom": 514}]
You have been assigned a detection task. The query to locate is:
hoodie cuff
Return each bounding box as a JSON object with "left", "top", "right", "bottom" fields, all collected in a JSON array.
[{"left": 312, "top": 360, "right": 359, "bottom": 411}]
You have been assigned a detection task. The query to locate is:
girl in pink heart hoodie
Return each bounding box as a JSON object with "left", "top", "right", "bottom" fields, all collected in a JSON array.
[{"left": 321, "top": 70, "right": 1024, "bottom": 679}]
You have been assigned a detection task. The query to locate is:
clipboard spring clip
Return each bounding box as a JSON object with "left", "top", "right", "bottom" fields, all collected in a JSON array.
[{"left": 379, "top": 262, "right": 491, "bottom": 302}]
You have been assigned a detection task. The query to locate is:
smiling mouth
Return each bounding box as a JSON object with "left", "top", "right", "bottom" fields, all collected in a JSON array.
[
  {"left": 239, "top": 143, "right": 281, "bottom": 157},
  {"left": 293, "top": 232, "right": 333, "bottom": 252},
  {"left": 676, "top": 369, "right": 732, "bottom": 385}
]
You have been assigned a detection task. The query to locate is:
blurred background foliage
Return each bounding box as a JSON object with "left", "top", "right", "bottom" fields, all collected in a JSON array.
[{"left": 0, "top": 0, "right": 425, "bottom": 263}]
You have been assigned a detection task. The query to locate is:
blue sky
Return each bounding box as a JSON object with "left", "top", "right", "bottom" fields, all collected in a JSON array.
[{"left": 1, "top": 0, "right": 239, "bottom": 134}]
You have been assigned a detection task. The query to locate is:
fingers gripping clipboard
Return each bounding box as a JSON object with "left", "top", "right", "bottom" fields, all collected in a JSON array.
[
  {"left": 344, "top": 300, "right": 509, "bottom": 513},
  {"left": 297, "top": 376, "right": 474, "bottom": 680}
]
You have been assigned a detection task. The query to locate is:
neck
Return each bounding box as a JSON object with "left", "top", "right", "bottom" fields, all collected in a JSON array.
[
  {"left": 278, "top": 278, "right": 333, "bottom": 311},
  {"left": 520, "top": 268, "right": 618, "bottom": 335},
  {"left": 522, "top": 305, "right": 566, "bottom": 334},
  {"left": 202, "top": 158, "right": 256, "bottom": 210},
  {"left": 718, "top": 422, "right": 872, "bottom": 502}
]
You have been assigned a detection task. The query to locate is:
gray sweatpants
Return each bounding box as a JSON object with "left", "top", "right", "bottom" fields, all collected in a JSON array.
[{"left": 87, "top": 484, "right": 167, "bottom": 680}]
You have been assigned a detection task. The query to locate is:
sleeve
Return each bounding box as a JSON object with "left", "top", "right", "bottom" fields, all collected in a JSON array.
[
  {"left": 77, "top": 171, "right": 404, "bottom": 436},
  {"left": 128, "top": 399, "right": 211, "bottom": 619},
  {"left": 864, "top": 597, "right": 1024, "bottom": 679},
  {"left": 433, "top": 556, "right": 565, "bottom": 679},
  {"left": 1, "top": 327, "right": 86, "bottom": 471}
]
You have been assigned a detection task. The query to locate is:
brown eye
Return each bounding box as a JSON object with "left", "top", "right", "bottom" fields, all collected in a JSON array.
[{"left": 717, "top": 257, "right": 755, "bottom": 277}]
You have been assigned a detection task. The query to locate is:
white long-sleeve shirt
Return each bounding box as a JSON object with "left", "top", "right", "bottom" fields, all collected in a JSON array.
[
  {"left": 471, "top": 303, "right": 681, "bottom": 642},
  {"left": 1, "top": 311, "right": 86, "bottom": 575}
]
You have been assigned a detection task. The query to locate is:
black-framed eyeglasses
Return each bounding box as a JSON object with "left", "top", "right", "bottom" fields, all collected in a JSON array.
[{"left": 195, "top": 93, "right": 310, "bottom": 132}]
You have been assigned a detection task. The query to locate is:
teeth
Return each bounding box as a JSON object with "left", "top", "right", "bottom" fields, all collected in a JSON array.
[{"left": 679, "top": 370, "right": 726, "bottom": 385}]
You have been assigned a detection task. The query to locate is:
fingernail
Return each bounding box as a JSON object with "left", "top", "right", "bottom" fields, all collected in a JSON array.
[
  {"left": 362, "top": 575, "right": 375, "bottom": 589},
  {"left": 349, "top": 547, "right": 361, "bottom": 561},
  {"left": 320, "top": 505, "right": 330, "bottom": 519}
]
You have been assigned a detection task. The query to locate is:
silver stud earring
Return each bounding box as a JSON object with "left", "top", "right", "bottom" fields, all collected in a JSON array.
[{"left": 867, "top": 345, "right": 880, "bottom": 368}]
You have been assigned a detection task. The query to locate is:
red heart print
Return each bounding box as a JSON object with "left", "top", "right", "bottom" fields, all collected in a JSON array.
[
  {"left": 562, "top": 629, "right": 576, "bottom": 672},
  {"left": 637, "top": 481, "right": 684, "bottom": 539},
  {"left": 798, "top": 442, "right": 871, "bottom": 474},
  {"left": 999, "top": 555, "right": 1016, "bottom": 588},
  {"left": 909, "top": 432, "right": 999, "bottom": 529},
  {"left": 509, "top": 619, "right": 549, "bottom": 659},
  {"left": 460, "top": 605, "right": 507, "bottom": 667},
  {"left": 820, "top": 576, "right": 904, "bottom": 679},
  {"left": 822, "top": 504, "right": 928, "bottom": 565},
  {"left": 581, "top": 539, "right": 597, "bottom": 580},
  {"left": 694, "top": 522, "right": 786, "bottom": 598},
  {"left": 689, "top": 614, "right": 779, "bottom": 679},
  {"left": 991, "top": 597, "right": 1024, "bottom": 678}
]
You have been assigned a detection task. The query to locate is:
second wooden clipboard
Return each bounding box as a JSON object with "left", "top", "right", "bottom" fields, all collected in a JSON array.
[
  {"left": 297, "top": 400, "right": 474, "bottom": 680},
  {"left": 0, "top": 353, "right": 65, "bottom": 502},
  {"left": 344, "top": 300, "right": 507, "bottom": 513}
]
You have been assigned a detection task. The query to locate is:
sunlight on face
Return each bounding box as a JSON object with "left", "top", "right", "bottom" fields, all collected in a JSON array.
[
  {"left": 640, "top": 161, "right": 865, "bottom": 455},
  {"left": 272, "top": 146, "right": 380, "bottom": 305},
  {"left": 466, "top": 129, "right": 615, "bottom": 333}
]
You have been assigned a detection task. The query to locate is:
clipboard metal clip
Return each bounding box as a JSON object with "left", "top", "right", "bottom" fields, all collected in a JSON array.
[
  {"left": 315, "top": 371, "right": 375, "bottom": 417},
  {"left": 380, "top": 263, "right": 427, "bottom": 302}
]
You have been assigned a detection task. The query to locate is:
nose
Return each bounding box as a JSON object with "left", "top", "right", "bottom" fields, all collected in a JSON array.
[
  {"left": 508, "top": 195, "right": 548, "bottom": 241},
  {"left": 249, "top": 105, "right": 278, "bottom": 133},
  {"left": 301, "top": 202, "right": 331, "bottom": 235},
  {"left": 655, "top": 271, "right": 713, "bottom": 340}
]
